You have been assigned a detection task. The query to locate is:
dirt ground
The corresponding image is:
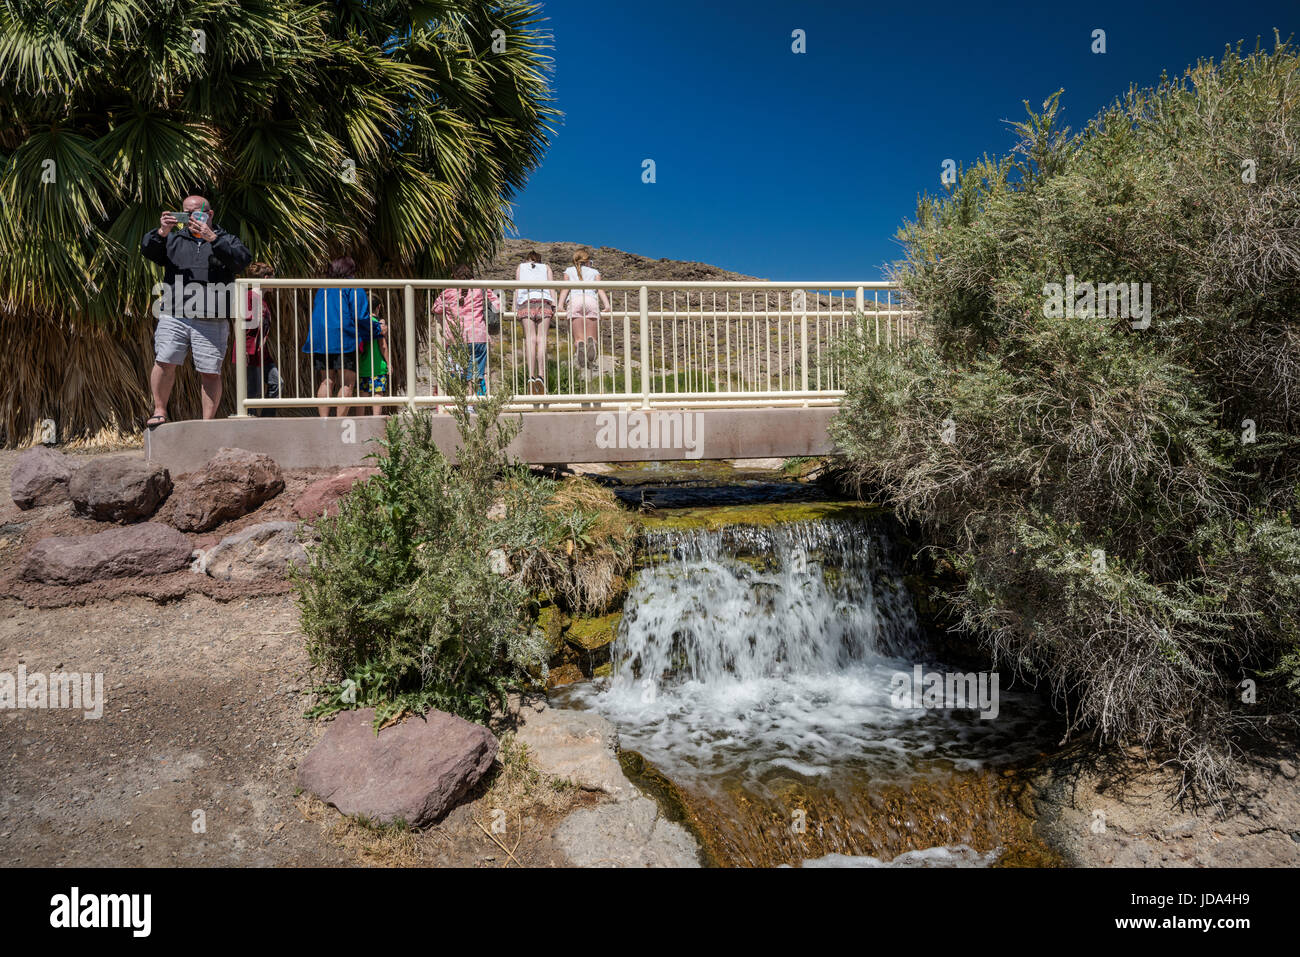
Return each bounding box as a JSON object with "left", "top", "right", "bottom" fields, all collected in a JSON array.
[
  {"left": 1030, "top": 744, "right": 1300, "bottom": 867},
  {"left": 0, "top": 447, "right": 590, "bottom": 868}
]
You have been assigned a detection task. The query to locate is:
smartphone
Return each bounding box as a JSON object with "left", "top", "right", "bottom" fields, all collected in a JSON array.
[{"left": 169, "top": 211, "right": 190, "bottom": 228}]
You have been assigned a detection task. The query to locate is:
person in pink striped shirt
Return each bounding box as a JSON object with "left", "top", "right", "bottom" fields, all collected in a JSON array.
[{"left": 432, "top": 264, "right": 501, "bottom": 397}]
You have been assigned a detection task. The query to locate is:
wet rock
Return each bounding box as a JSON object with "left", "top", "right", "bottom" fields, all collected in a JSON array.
[
  {"left": 799, "top": 845, "right": 1000, "bottom": 868},
  {"left": 11, "top": 446, "right": 78, "bottom": 510},
  {"left": 292, "top": 467, "right": 379, "bottom": 521},
  {"left": 546, "top": 662, "right": 585, "bottom": 690},
  {"left": 565, "top": 612, "right": 622, "bottom": 654},
  {"left": 554, "top": 795, "right": 700, "bottom": 867},
  {"left": 20, "top": 523, "right": 193, "bottom": 585},
  {"left": 200, "top": 521, "right": 307, "bottom": 581},
  {"left": 297, "top": 708, "right": 497, "bottom": 827},
  {"left": 514, "top": 707, "right": 625, "bottom": 795},
  {"left": 69, "top": 457, "right": 171, "bottom": 522},
  {"left": 536, "top": 605, "right": 571, "bottom": 655},
  {"left": 565, "top": 612, "right": 622, "bottom": 672},
  {"left": 169, "top": 448, "right": 284, "bottom": 532}
]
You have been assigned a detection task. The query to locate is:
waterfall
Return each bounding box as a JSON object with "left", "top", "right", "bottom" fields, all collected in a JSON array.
[
  {"left": 562, "top": 515, "right": 1048, "bottom": 794},
  {"left": 616, "top": 519, "right": 922, "bottom": 689}
]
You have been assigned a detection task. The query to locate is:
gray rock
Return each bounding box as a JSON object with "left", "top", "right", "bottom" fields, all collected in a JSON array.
[
  {"left": 20, "top": 523, "right": 193, "bottom": 585},
  {"left": 11, "top": 446, "right": 78, "bottom": 510},
  {"left": 168, "top": 447, "right": 284, "bottom": 532},
  {"left": 554, "top": 795, "right": 700, "bottom": 867},
  {"left": 487, "top": 547, "right": 511, "bottom": 575},
  {"left": 297, "top": 708, "right": 497, "bottom": 827},
  {"left": 201, "top": 521, "right": 307, "bottom": 581},
  {"left": 69, "top": 457, "right": 171, "bottom": 522},
  {"left": 514, "top": 707, "right": 627, "bottom": 796}
]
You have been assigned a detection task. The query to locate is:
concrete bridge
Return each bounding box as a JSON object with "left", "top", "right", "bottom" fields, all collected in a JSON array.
[{"left": 145, "top": 279, "right": 917, "bottom": 473}]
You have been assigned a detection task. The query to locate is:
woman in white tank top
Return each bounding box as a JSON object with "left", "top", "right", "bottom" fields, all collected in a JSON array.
[
  {"left": 514, "top": 251, "right": 555, "bottom": 394},
  {"left": 558, "top": 247, "right": 611, "bottom": 373}
]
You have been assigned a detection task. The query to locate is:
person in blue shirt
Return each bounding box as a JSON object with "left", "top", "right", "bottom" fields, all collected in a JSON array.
[{"left": 303, "top": 256, "right": 378, "bottom": 417}]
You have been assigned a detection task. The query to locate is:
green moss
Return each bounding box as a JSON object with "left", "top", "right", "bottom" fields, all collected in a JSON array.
[
  {"left": 640, "top": 500, "right": 883, "bottom": 532},
  {"left": 564, "top": 611, "right": 622, "bottom": 653},
  {"left": 535, "top": 603, "right": 571, "bottom": 656}
]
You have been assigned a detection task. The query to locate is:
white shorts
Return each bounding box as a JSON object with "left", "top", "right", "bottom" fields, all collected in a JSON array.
[{"left": 568, "top": 293, "right": 600, "bottom": 320}]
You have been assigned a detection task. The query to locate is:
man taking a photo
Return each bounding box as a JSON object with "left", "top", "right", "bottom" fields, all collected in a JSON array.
[{"left": 141, "top": 194, "right": 252, "bottom": 425}]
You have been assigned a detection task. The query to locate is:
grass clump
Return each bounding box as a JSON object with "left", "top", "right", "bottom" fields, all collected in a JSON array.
[
  {"left": 832, "top": 37, "right": 1300, "bottom": 796},
  {"left": 521, "top": 476, "right": 640, "bottom": 615}
]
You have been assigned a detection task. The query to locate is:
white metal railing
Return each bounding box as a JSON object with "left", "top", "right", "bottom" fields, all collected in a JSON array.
[{"left": 231, "top": 279, "right": 919, "bottom": 415}]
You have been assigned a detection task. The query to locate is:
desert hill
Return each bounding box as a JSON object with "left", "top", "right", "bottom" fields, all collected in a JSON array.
[{"left": 479, "top": 238, "right": 761, "bottom": 283}]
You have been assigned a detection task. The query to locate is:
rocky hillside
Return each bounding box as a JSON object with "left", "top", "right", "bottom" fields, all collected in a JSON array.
[{"left": 479, "top": 238, "right": 760, "bottom": 283}]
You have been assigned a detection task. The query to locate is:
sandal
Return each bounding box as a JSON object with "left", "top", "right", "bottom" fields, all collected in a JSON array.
[{"left": 145, "top": 414, "right": 167, "bottom": 429}]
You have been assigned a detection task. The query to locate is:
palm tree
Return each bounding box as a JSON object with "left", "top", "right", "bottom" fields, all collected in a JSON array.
[{"left": 0, "top": 0, "right": 558, "bottom": 442}]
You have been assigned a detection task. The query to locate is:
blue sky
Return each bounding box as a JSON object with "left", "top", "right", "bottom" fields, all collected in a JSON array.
[{"left": 507, "top": 0, "right": 1298, "bottom": 279}]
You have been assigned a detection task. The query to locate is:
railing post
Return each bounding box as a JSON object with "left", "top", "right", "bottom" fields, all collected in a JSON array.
[
  {"left": 622, "top": 293, "right": 632, "bottom": 399},
  {"left": 233, "top": 279, "right": 248, "bottom": 417},
  {"left": 638, "top": 285, "right": 650, "bottom": 409},
  {"left": 404, "top": 283, "right": 416, "bottom": 413},
  {"left": 800, "top": 311, "right": 809, "bottom": 402}
]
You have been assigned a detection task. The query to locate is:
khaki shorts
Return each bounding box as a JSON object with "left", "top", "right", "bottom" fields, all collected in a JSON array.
[{"left": 154, "top": 316, "right": 229, "bottom": 374}]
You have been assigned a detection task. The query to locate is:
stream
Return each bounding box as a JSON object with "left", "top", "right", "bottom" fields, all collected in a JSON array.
[{"left": 556, "top": 469, "right": 1063, "bottom": 866}]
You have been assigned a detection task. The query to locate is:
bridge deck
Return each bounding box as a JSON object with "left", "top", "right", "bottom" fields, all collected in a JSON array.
[{"left": 144, "top": 407, "right": 838, "bottom": 474}]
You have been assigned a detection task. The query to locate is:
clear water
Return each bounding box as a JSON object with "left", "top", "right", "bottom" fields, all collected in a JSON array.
[{"left": 559, "top": 517, "right": 1055, "bottom": 802}]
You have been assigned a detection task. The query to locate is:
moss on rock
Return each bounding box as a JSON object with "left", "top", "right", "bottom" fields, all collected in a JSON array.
[
  {"left": 563, "top": 611, "right": 623, "bottom": 676},
  {"left": 535, "top": 603, "right": 572, "bottom": 656},
  {"left": 640, "top": 500, "right": 882, "bottom": 533},
  {"left": 565, "top": 611, "right": 623, "bottom": 653}
]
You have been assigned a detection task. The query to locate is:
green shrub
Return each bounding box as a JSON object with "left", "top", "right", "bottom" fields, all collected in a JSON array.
[
  {"left": 833, "top": 37, "right": 1300, "bottom": 794},
  {"left": 296, "top": 406, "right": 547, "bottom": 726},
  {"left": 294, "top": 343, "right": 640, "bottom": 727}
]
